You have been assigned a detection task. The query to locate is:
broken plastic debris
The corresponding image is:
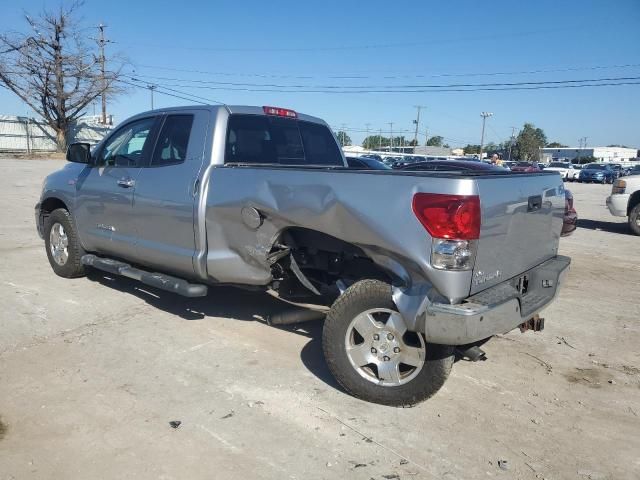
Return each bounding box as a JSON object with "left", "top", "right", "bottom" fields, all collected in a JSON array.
[
  {"left": 169, "top": 421, "right": 181, "bottom": 429},
  {"left": 498, "top": 460, "right": 509, "bottom": 470}
]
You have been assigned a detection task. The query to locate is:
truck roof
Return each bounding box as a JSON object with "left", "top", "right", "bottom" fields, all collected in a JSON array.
[{"left": 129, "top": 104, "right": 327, "bottom": 125}]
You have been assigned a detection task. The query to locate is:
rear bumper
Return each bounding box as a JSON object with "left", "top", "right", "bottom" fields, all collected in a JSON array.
[
  {"left": 418, "top": 255, "right": 571, "bottom": 345},
  {"left": 606, "top": 194, "right": 629, "bottom": 217}
]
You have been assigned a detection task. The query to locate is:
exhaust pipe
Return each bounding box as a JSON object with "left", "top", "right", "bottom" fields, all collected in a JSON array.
[
  {"left": 456, "top": 345, "right": 487, "bottom": 362},
  {"left": 268, "top": 307, "right": 326, "bottom": 326}
]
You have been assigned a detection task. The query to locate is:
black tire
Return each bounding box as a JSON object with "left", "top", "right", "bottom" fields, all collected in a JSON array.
[
  {"left": 629, "top": 204, "right": 640, "bottom": 236},
  {"left": 44, "top": 208, "right": 86, "bottom": 278},
  {"left": 322, "top": 279, "right": 454, "bottom": 407}
]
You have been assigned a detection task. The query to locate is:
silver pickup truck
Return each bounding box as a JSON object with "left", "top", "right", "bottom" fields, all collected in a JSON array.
[{"left": 36, "top": 105, "right": 570, "bottom": 406}]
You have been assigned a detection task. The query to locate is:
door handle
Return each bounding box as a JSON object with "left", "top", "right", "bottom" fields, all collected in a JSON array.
[{"left": 117, "top": 178, "right": 136, "bottom": 188}]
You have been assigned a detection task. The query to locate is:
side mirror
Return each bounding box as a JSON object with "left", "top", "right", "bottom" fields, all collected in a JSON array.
[{"left": 66, "top": 143, "right": 91, "bottom": 164}]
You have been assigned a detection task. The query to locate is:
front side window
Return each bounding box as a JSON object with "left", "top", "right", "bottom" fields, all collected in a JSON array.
[
  {"left": 151, "top": 115, "right": 194, "bottom": 166},
  {"left": 98, "top": 117, "right": 155, "bottom": 167},
  {"left": 225, "top": 114, "right": 343, "bottom": 166}
]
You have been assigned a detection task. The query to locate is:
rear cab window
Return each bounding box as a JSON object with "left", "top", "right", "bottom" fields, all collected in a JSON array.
[{"left": 225, "top": 114, "right": 344, "bottom": 166}]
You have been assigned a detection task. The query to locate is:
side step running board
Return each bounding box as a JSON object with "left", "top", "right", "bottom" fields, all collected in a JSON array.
[{"left": 81, "top": 254, "right": 208, "bottom": 298}]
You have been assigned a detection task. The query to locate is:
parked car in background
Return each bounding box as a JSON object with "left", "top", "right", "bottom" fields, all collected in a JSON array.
[
  {"left": 607, "top": 175, "right": 640, "bottom": 235},
  {"left": 382, "top": 156, "right": 402, "bottom": 166},
  {"left": 578, "top": 163, "right": 615, "bottom": 184},
  {"left": 538, "top": 163, "right": 546, "bottom": 170},
  {"left": 510, "top": 162, "right": 542, "bottom": 173},
  {"left": 568, "top": 164, "right": 582, "bottom": 181},
  {"left": 398, "top": 160, "right": 506, "bottom": 172},
  {"left": 345, "top": 156, "right": 391, "bottom": 170},
  {"left": 610, "top": 164, "right": 624, "bottom": 179},
  {"left": 544, "top": 162, "right": 577, "bottom": 181},
  {"left": 626, "top": 164, "right": 640, "bottom": 176},
  {"left": 360, "top": 154, "right": 383, "bottom": 162}
]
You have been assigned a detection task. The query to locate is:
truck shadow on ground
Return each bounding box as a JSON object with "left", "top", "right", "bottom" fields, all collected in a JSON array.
[
  {"left": 577, "top": 218, "right": 630, "bottom": 235},
  {"left": 86, "top": 271, "right": 343, "bottom": 391}
]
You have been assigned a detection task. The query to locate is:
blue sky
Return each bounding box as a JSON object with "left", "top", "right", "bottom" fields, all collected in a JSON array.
[{"left": 1, "top": 0, "right": 639, "bottom": 148}]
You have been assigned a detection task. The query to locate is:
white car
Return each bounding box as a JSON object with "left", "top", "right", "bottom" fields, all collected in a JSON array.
[
  {"left": 607, "top": 174, "right": 640, "bottom": 235},
  {"left": 544, "top": 161, "right": 578, "bottom": 181}
]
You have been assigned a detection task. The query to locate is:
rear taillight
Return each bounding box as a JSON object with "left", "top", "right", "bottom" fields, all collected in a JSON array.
[
  {"left": 412, "top": 193, "right": 481, "bottom": 271},
  {"left": 412, "top": 193, "right": 481, "bottom": 239},
  {"left": 263, "top": 106, "right": 297, "bottom": 118}
]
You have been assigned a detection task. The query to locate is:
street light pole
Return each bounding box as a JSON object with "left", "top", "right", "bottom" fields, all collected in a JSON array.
[
  {"left": 148, "top": 85, "right": 156, "bottom": 110},
  {"left": 389, "top": 122, "right": 394, "bottom": 153},
  {"left": 413, "top": 105, "right": 426, "bottom": 146},
  {"left": 508, "top": 126, "right": 516, "bottom": 161},
  {"left": 479, "top": 112, "right": 493, "bottom": 161}
]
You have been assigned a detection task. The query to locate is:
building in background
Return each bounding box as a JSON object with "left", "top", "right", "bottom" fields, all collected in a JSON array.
[
  {"left": 0, "top": 115, "right": 113, "bottom": 153},
  {"left": 540, "top": 146, "right": 638, "bottom": 163}
]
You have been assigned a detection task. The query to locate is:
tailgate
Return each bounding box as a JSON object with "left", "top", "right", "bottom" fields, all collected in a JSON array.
[{"left": 470, "top": 173, "right": 564, "bottom": 295}]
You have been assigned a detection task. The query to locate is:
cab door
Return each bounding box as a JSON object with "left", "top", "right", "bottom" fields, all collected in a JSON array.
[
  {"left": 130, "top": 110, "right": 209, "bottom": 277},
  {"left": 74, "top": 116, "right": 159, "bottom": 260}
]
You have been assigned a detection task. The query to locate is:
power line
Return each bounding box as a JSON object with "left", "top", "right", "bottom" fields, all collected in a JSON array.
[
  {"left": 120, "top": 73, "right": 640, "bottom": 94},
  {"left": 120, "top": 75, "right": 224, "bottom": 104},
  {"left": 124, "top": 72, "right": 640, "bottom": 90},
  {"left": 118, "top": 78, "right": 214, "bottom": 105},
  {"left": 112, "top": 26, "right": 607, "bottom": 53},
  {"left": 132, "top": 63, "right": 640, "bottom": 80},
  {"left": 132, "top": 62, "right": 640, "bottom": 81}
]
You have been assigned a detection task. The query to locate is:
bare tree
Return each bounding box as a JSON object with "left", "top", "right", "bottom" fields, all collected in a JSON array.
[{"left": 0, "top": 2, "right": 125, "bottom": 151}]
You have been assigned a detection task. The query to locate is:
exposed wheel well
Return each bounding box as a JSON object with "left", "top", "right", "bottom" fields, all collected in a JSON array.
[
  {"left": 38, "top": 197, "right": 69, "bottom": 230},
  {"left": 627, "top": 191, "right": 640, "bottom": 216},
  {"left": 270, "top": 227, "right": 395, "bottom": 300}
]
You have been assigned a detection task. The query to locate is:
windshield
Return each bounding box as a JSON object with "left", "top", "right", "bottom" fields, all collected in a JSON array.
[
  {"left": 585, "top": 164, "right": 605, "bottom": 170},
  {"left": 549, "top": 162, "right": 570, "bottom": 168},
  {"left": 515, "top": 162, "right": 531, "bottom": 167}
]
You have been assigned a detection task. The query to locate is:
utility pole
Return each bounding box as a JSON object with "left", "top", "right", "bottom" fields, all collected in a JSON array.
[
  {"left": 340, "top": 123, "right": 347, "bottom": 146},
  {"left": 378, "top": 129, "right": 382, "bottom": 150},
  {"left": 96, "top": 24, "right": 109, "bottom": 125},
  {"left": 413, "top": 105, "right": 426, "bottom": 146},
  {"left": 508, "top": 126, "right": 516, "bottom": 161},
  {"left": 425, "top": 128, "right": 428, "bottom": 146},
  {"left": 479, "top": 112, "right": 493, "bottom": 161},
  {"left": 148, "top": 85, "right": 157, "bottom": 110},
  {"left": 364, "top": 123, "right": 371, "bottom": 150},
  {"left": 389, "top": 122, "right": 394, "bottom": 153}
]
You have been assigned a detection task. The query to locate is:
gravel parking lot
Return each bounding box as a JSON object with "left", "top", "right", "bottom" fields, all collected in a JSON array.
[{"left": 1, "top": 158, "right": 639, "bottom": 480}]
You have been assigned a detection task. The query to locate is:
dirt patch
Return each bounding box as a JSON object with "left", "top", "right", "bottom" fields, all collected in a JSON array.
[{"left": 564, "top": 367, "right": 609, "bottom": 388}]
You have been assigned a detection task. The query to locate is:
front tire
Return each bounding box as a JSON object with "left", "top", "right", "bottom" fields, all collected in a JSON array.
[
  {"left": 44, "top": 208, "right": 86, "bottom": 278},
  {"left": 629, "top": 204, "right": 640, "bottom": 236},
  {"left": 322, "top": 279, "right": 454, "bottom": 406}
]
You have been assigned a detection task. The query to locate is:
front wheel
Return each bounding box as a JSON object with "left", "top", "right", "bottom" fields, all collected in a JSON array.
[
  {"left": 322, "top": 279, "right": 454, "bottom": 406},
  {"left": 44, "top": 208, "right": 86, "bottom": 278},
  {"left": 629, "top": 204, "right": 640, "bottom": 236}
]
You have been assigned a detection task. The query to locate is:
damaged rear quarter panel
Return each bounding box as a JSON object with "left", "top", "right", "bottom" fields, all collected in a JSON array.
[{"left": 203, "top": 166, "right": 477, "bottom": 323}]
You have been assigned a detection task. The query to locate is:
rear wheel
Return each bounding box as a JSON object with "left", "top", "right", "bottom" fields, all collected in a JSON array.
[
  {"left": 322, "top": 279, "right": 454, "bottom": 406},
  {"left": 629, "top": 204, "right": 640, "bottom": 236},
  {"left": 44, "top": 208, "right": 86, "bottom": 278}
]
